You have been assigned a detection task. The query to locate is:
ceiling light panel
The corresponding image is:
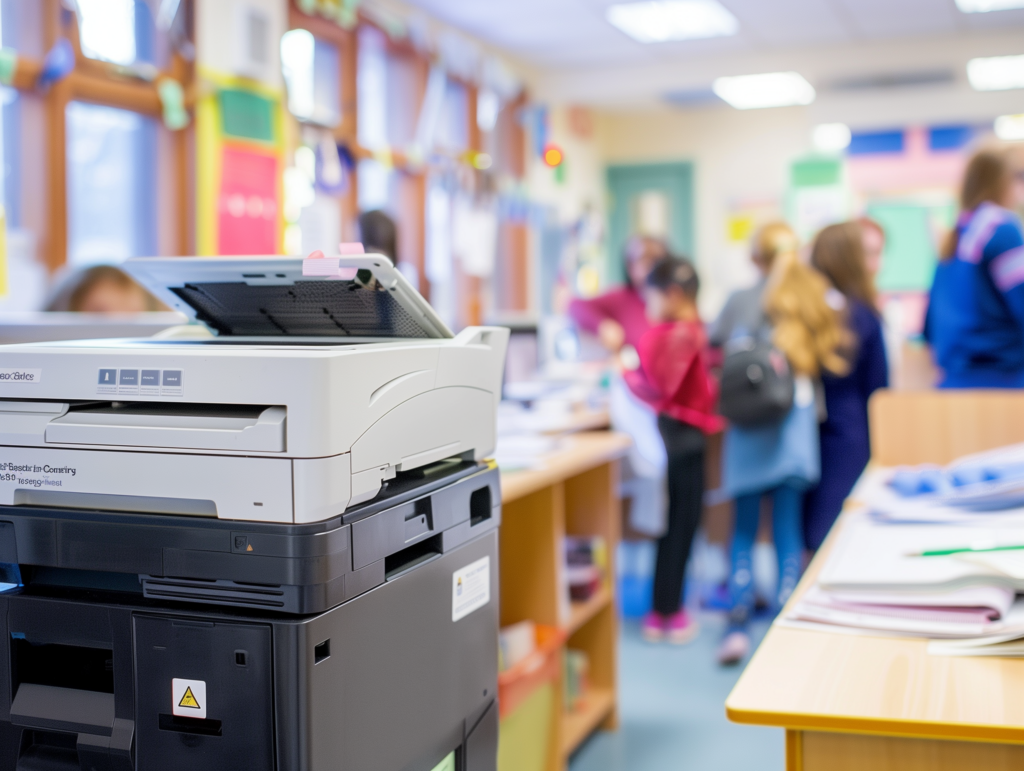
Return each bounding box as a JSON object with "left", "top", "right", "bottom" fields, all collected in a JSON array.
[
  {"left": 967, "top": 54, "right": 1024, "bottom": 91},
  {"left": 713, "top": 71, "right": 816, "bottom": 109},
  {"left": 606, "top": 0, "right": 739, "bottom": 43},
  {"left": 995, "top": 114, "right": 1024, "bottom": 140},
  {"left": 956, "top": 0, "right": 1024, "bottom": 12},
  {"left": 813, "top": 123, "right": 852, "bottom": 152}
]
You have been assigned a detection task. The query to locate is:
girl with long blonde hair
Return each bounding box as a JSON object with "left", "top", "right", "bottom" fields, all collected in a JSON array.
[{"left": 710, "top": 222, "right": 848, "bottom": 665}]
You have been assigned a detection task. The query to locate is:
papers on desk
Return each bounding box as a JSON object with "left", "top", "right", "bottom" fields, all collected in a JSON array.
[
  {"left": 782, "top": 442, "right": 1024, "bottom": 655},
  {"left": 783, "top": 510, "right": 1024, "bottom": 644},
  {"left": 857, "top": 442, "right": 1024, "bottom": 524}
]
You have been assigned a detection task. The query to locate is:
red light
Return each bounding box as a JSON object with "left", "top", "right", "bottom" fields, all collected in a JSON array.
[{"left": 543, "top": 144, "right": 563, "bottom": 168}]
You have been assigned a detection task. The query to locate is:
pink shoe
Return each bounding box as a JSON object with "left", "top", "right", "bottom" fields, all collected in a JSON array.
[
  {"left": 717, "top": 630, "right": 751, "bottom": 666},
  {"left": 664, "top": 610, "right": 699, "bottom": 645},
  {"left": 641, "top": 612, "right": 665, "bottom": 642}
]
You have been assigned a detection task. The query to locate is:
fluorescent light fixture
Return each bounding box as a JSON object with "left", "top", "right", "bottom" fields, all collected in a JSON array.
[
  {"left": 813, "top": 123, "right": 852, "bottom": 152},
  {"left": 995, "top": 114, "right": 1024, "bottom": 140},
  {"left": 606, "top": 0, "right": 739, "bottom": 43},
  {"left": 713, "top": 71, "right": 816, "bottom": 110},
  {"left": 956, "top": 0, "right": 1024, "bottom": 12},
  {"left": 967, "top": 54, "right": 1024, "bottom": 91}
]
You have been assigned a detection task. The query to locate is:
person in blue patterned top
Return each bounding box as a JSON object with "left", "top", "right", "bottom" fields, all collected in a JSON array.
[{"left": 926, "top": 148, "right": 1024, "bottom": 388}]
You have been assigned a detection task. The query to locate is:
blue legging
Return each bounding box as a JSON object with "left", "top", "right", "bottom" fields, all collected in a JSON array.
[{"left": 728, "top": 482, "right": 804, "bottom": 630}]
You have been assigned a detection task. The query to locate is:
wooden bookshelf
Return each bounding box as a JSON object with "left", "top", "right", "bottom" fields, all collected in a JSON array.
[
  {"left": 562, "top": 687, "right": 616, "bottom": 757},
  {"left": 499, "top": 431, "right": 630, "bottom": 771}
]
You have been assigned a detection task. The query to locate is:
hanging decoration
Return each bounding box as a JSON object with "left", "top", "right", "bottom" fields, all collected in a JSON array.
[
  {"left": 37, "top": 39, "right": 75, "bottom": 91},
  {"left": 157, "top": 77, "right": 190, "bottom": 130},
  {"left": 297, "top": 0, "right": 362, "bottom": 31},
  {"left": 542, "top": 144, "right": 564, "bottom": 169},
  {"left": 0, "top": 48, "right": 17, "bottom": 87}
]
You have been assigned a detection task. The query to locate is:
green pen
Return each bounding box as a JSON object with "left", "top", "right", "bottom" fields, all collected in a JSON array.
[{"left": 908, "top": 544, "right": 1024, "bottom": 558}]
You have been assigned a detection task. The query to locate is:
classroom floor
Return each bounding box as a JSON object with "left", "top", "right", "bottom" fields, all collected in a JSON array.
[{"left": 568, "top": 612, "right": 783, "bottom": 771}]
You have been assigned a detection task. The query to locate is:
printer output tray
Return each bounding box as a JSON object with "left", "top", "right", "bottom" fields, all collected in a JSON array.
[{"left": 0, "top": 461, "right": 500, "bottom": 615}]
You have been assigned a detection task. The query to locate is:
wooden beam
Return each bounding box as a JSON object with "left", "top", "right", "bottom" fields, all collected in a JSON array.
[{"left": 67, "top": 71, "right": 162, "bottom": 115}]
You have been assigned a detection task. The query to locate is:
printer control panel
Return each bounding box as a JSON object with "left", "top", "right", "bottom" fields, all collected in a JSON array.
[{"left": 97, "top": 367, "right": 184, "bottom": 397}]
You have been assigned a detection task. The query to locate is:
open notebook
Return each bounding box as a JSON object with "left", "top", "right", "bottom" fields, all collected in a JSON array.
[{"left": 819, "top": 514, "right": 1024, "bottom": 593}]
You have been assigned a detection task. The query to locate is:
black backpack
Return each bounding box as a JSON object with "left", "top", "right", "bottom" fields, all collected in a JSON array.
[{"left": 719, "top": 336, "right": 795, "bottom": 428}]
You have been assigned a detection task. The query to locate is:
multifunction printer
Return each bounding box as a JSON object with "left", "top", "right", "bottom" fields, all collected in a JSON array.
[{"left": 0, "top": 253, "right": 509, "bottom": 771}]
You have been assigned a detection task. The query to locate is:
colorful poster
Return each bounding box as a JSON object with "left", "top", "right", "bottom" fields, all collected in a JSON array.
[
  {"left": 195, "top": 68, "right": 285, "bottom": 256},
  {"left": 218, "top": 147, "right": 279, "bottom": 255}
]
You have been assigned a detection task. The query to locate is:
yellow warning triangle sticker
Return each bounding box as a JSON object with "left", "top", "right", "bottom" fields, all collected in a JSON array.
[
  {"left": 246, "top": 544, "right": 253, "bottom": 552},
  {"left": 178, "top": 686, "right": 201, "bottom": 710}
]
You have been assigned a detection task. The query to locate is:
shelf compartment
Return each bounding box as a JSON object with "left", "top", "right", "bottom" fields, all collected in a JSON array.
[
  {"left": 561, "top": 686, "right": 615, "bottom": 758},
  {"left": 566, "top": 585, "right": 612, "bottom": 635}
]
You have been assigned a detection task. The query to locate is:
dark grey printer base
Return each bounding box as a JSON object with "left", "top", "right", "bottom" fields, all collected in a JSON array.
[{"left": 0, "top": 530, "right": 498, "bottom": 771}]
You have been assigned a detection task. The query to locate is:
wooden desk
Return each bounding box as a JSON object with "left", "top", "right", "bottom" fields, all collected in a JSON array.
[
  {"left": 726, "top": 390, "right": 1024, "bottom": 770},
  {"left": 500, "top": 431, "right": 632, "bottom": 771}
]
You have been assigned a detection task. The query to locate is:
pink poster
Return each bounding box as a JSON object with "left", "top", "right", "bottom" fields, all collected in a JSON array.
[{"left": 218, "top": 146, "right": 279, "bottom": 255}]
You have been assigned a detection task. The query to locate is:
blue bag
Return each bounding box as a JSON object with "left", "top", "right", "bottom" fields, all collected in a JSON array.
[{"left": 722, "top": 377, "right": 821, "bottom": 499}]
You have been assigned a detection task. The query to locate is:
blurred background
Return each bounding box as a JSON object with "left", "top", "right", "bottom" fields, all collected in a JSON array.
[{"left": 1, "top": 2, "right": 1023, "bottom": 769}]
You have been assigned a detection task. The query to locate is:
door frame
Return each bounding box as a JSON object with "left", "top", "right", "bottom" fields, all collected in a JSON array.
[{"left": 606, "top": 160, "right": 695, "bottom": 286}]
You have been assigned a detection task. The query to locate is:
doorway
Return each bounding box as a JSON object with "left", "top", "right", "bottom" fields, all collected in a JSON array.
[{"left": 606, "top": 161, "right": 695, "bottom": 285}]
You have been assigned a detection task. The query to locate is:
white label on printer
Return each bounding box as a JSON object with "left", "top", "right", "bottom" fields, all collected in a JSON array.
[
  {"left": 0, "top": 369, "right": 41, "bottom": 384},
  {"left": 452, "top": 556, "right": 490, "bottom": 622},
  {"left": 172, "top": 678, "right": 207, "bottom": 719}
]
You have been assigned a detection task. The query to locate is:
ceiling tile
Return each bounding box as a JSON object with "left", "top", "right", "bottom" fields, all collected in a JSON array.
[{"left": 834, "top": 0, "right": 959, "bottom": 39}]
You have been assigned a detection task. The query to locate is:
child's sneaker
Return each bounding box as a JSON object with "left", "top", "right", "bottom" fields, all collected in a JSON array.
[
  {"left": 664, "top": 610, "right": 699, "bottom": 645},
  {"left": 641, "top": 612, "right": 665, "bottom": 642},
  {"left": 717, "top": 630, "right": 751, "bottom": 666}
]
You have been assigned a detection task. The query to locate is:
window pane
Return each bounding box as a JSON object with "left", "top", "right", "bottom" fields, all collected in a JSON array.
[
  {"left": 281, "top": 29, "right": 340, "bottom": 127},
  {"left": 357, "top": 26, "right": 388, "bottom": 149},
  {"left": 357, "top": 26, "right": 422, "bottom": 150},
  {"left": 436, "top": 80, "right": 468, "bottom": 152},
  {"left": 66, "top": 102, "right": 157, "bottom": 267},
  {"left": 78, "top": 0, "right": 136, "bottom": 64},
  {"left": 357, "top": 158, "right": 396, "bottom": 214},
  {"left": 77, "top": 0, "right": 165, "bottom": 67},
  {"left": 1, "top": 86, "right": 18, "bottom": 228}
]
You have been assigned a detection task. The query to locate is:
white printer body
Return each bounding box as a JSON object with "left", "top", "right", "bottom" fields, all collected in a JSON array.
[{"left": 0, "top": 255, "right": 509, "bottom": 524}]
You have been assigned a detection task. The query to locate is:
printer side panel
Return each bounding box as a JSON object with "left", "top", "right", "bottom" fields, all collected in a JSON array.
[
  {"left": 299, "top": 529, "right": 499, "bottom": 771},
  {"left": 435, "top": 327, "right": 511, "bottom": 413}
]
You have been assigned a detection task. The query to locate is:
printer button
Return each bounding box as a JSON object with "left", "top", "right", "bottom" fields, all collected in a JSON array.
[{"left": 232, "top": 534, "right": 254, "bottom": 553}]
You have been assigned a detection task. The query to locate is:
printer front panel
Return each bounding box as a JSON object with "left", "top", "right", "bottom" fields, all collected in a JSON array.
[{"left": 0, "top": 447, "right": 296, "bottom": 523}]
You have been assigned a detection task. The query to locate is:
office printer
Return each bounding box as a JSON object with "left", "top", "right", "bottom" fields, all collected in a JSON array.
[
  {"left": 0, "top": 254, "right": 509, "bottom": 771},
  {"left": 0, "top": 253, "right": 508, "bottom": 522}
]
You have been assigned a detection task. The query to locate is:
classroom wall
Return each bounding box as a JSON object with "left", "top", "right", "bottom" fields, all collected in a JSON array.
[
  {"left": 594, "top": 105, "right": 811, "bottom": 315},
  {"left": 523, "top": 28, "right": 1024, "bottom": 316}
]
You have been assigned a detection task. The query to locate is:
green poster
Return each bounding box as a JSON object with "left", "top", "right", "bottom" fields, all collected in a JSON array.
[{"left": 869, "top": 201, "right": 955, "bottom": 292}]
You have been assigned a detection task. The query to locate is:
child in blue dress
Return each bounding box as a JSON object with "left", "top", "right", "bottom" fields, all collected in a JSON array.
[{"left": 711, "top": 223, "right": 850, "bottom": 665}]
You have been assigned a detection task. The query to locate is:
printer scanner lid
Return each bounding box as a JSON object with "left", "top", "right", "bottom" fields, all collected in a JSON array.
[{"left": 124, "top": 254, "right": 453, "bottom": 340}]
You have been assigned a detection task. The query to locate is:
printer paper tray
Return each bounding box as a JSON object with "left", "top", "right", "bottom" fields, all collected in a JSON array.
[{"left": 45, "top": 403, "right": 286, "bottom": 452}]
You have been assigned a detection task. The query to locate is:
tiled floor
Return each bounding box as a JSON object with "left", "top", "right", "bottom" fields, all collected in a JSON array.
[{"left": 568, "top": 612, "right": 783, "bottom": 771}]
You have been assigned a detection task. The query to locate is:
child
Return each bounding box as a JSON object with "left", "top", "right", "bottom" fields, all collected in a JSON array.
[
  {"left": 712, "top": 223, "right": 849, "bottom": 665},
  {"left": 623, "top": 257, "right": 723, "bottom": 644}
]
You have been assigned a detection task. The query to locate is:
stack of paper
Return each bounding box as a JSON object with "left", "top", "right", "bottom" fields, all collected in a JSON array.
[{"left": 783, "top": 512, "right": 1024, "bottom": 642}]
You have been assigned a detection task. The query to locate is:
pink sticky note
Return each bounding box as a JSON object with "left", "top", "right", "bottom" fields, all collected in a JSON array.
[{"left": 338, "top": 242, "right": 365, "bottom": 255}]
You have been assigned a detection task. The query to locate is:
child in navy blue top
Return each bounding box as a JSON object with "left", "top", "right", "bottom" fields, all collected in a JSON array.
[
  {"left": 804, "top": 222, "right": 889, "bottom": 551},
  {"left": 926, "top": 149, "right": 1024, "bottom": 388}
]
